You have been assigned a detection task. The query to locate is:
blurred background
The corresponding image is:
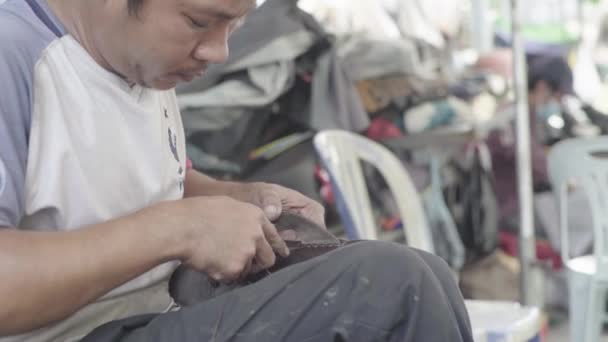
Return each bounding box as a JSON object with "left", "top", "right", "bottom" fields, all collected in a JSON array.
[{"left": 173, "top": 1, "right": 608, "bottom": 341}]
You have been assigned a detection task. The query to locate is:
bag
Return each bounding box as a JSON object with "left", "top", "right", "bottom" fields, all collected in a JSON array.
[{"left": 445, "top": 143, "right": 499, "bottom": 262}]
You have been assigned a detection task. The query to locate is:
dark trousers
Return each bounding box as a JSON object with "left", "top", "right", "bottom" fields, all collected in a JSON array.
[{"left": 82, "top": 241, "right": 473, "bottom": 342}]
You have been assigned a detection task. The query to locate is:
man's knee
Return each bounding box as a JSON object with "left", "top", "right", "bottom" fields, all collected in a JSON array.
[
  {"left": 335, "top": 241, "right": 434, "bottom": 278},
  {"left": 412, "top": 248, "right": 455, "bottom": 280}
]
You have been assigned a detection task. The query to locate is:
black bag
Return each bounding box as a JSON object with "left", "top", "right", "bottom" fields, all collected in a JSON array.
[{"left": 445, "top": 144, "right": 499, "bottom": 262}]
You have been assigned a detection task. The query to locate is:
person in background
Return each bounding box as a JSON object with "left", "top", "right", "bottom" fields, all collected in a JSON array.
[{"left": 486, "top": 56, "right": 574, "bottom": 232}]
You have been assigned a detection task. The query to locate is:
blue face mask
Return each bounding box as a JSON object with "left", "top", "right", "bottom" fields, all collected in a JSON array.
[{"left": 536, "top": 99, "right": 561, "bottom": 119}]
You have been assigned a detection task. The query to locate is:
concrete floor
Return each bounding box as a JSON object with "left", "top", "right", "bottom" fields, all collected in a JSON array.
[
  {"left": 548, "top": 320, "right": 572, "bottom": 342},
  {"left": 546, "top": 322, "right": 608, "bottom": 342},
  {"left": 546, "top": 311, "right": 608, "bottom": 342}
]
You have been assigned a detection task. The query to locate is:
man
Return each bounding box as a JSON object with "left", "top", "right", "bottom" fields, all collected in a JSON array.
[{"left": 0, "top": 0, "right": 473, "bottom": 341}]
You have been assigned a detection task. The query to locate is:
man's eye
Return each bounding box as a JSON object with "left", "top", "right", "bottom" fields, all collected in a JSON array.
[
  {"left": 187, "top": 16, "right": 209, "bottom": 29},
  {"left": 230, "top": 18, "right": 245, "bottom": 33}
]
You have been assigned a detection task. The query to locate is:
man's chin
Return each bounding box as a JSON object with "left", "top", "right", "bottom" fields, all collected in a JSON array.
[
  {"left": 152, "top": 81, "right": 179, "bottom": 90},
  {"left": 140, "top": 73, "right": 199, "bottom": 90},
  {"left": 143, "top": 77, "right": 179, "bottom": 90}
]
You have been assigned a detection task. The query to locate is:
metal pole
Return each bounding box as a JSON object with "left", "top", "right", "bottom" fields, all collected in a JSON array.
[
  {"left": 471, "top": 0, "right": 493, "bottom": 53},
  {"left": 578, "top": 0, "right": 584, "bottom": 43},
  {"left": 511, "top": 0, "right": 540, "bottom": 306}
]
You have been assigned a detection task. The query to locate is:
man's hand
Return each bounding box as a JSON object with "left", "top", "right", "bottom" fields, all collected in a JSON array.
[
  {"left": 228, "top": 182, "right": 326, "bottom": 228},
  {"left": 166, "top": 196, "right": 289, "bottom": 283},
  {"left": 184, "top": 170, "right": 325, "bottom": 228}
]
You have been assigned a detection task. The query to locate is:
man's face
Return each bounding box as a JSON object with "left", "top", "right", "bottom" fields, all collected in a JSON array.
[{"left": 101, "top": 0, "right": 254, "bottom": 90}]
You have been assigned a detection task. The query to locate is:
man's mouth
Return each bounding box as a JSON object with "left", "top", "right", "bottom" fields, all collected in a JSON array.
[
  {"left": 177, "top": 73, "right": 195, "bottom": 82},
  {"left": 175, "top": 69, "right": 205, "bottom": 82}
]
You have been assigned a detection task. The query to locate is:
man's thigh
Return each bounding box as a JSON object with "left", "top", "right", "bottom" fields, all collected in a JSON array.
[{"left": 82, "top": 241, "right": 472, "bottom": 342}]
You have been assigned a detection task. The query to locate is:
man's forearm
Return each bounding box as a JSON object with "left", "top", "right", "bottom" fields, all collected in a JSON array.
[
  {"left": 0, "top": 202, "right": 185, "bottom": 336},
  {"left": 183, "top": 169, "right": 241, "bottom": 198}
]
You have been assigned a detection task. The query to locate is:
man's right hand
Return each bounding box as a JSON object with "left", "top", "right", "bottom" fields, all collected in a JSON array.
[{"left": 161, "top": 196, "right": 290, "bottom": 283}]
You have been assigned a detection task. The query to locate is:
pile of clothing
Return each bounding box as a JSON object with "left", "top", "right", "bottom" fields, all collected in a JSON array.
[
  {"left": 177, "top": 0, "right": 499, "bottom": 269},
  {"left": 177, "top": 0, "right": 468, "bottom": 176}
]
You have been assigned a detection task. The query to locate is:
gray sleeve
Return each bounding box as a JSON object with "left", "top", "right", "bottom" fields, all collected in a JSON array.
[{"left": 0, "top": 12, "right": 37, "bottom": 227}]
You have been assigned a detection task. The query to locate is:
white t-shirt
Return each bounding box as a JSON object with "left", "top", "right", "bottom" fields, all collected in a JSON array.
[{"left": 0, "top": 0, "right": 186, "bottom": 340}]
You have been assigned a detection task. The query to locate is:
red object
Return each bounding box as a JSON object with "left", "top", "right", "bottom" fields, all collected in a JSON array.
[
  {"left": 499, "top": 232, "right": 562, "bottom": 270},
  {"left": 380, "top": 217, "right": 402, "bottom": 231},
  {"left": 301, "top": 73, "right": 313, "bottom": 83},
  {"left": 186, "top": 159, "right": 193, "bottom": 171},
  {"left": 366, "top": 117, "right": 403, "bottom": 141},
  {"left": 315, "top": 166, "right": 335, "bottom": 205}
]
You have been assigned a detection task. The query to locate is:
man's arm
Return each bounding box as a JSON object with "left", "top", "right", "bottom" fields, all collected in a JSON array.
[
  {"left": 0, "top": 195, "right": 287, "bottom": 337},
  {"left": 183, "top": 169, "right": 240, "bottom": 198},
  {"left": 0, "top": 203, "right": 184, "bottom": 336}
]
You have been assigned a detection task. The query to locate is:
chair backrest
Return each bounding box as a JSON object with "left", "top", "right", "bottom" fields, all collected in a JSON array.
[
  {"left": 314, "top": 130, "right": 435, "bottom": 253},
  {"left": 548, "top": 137, "right": 608, "bottom": 270}
]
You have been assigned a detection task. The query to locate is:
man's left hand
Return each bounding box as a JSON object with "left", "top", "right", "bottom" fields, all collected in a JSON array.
[{"left": 229, "top": 182, "right": 326, "bottom": 229}]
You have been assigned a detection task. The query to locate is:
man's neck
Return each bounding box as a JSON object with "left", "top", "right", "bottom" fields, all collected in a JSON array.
[{"left": 47, "top": 0, "right": 116, "bottom": 75}]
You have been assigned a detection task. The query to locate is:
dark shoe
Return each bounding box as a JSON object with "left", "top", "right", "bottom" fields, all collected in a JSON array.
[{"left": 169, "top": 213, "right": 354, "bottom": 306}]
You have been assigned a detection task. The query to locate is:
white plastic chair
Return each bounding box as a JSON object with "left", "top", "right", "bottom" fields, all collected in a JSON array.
[
  {"left": 548, "top": 137, "right": 608, "bottom": 342},
  {"left": 316, "top": 130, "right": 544, "bottom": 341},
  {"left": 314, "top": 130, "right": 434, "bottom": 253}
]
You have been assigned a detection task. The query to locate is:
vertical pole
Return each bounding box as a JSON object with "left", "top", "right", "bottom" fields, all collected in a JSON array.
[
  {"left": 511, "top": 0, "right": 540, "bottom": 306},
  {"left": 471, "top": 0, "right": 493, "bottom": 53}
]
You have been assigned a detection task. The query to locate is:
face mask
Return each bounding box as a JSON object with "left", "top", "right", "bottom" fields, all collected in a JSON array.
[{"left": 536, "top": 99, "right": 561, "bottom": 119}]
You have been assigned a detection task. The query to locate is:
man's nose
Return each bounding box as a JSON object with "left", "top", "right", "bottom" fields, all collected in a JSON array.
[{"left": 193, "top": 27, "right": 230, "bottom": 64}]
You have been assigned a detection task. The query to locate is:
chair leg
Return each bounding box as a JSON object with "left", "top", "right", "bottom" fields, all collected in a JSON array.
[
  {"left": 583, "top": 281, "right": 606, "bottom": 342},
  {"left": 569, "top": 271, "right": 595, "bottom": 342}
]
